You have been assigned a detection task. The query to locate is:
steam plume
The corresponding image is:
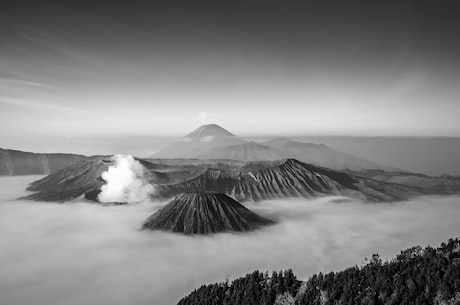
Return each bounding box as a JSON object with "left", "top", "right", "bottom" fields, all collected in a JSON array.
[
  {"left": 199, "top": 111, "right": 208, "bottom": 124},
  {"left": 98, "top": 154, "right": 154, "bottom": 203}
]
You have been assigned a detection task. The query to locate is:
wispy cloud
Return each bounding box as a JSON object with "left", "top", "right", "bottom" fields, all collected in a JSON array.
[
  {"left": 0, "top": 78, "right": 56, "bottom": 89},
  {"left": 0, "top": 96, "right": 83, "bottom": 113}
]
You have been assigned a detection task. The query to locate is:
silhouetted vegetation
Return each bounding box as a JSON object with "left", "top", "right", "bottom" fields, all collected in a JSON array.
[{"left": 177, "top": 238, "right": 460, "bottom": 305}]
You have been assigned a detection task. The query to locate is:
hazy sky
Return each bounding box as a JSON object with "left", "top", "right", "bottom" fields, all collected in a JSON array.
[{"left": 1, "top": 1, "right": 460, "bottom": 139}]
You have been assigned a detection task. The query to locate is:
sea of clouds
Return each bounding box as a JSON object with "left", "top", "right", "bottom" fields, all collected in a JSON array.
[{"left": 1, "top": 175, "right": 459, "bottom": 305}]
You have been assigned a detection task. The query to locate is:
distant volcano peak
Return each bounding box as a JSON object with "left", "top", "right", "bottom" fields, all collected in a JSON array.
[
  {"left": 152, "top": 124, "right": 244, "bottom": 158},
  {"left": 185, "top": 124, "right": 238, "bottom": 141}
]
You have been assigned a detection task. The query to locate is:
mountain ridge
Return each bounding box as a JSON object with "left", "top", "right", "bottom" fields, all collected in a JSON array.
[
  {"left": 0, "top": 147, "right": 87, "bottom": 176},
  {"left": 156, "top": 158, "right": 423, "bottom": 202},
  {"left": 22, "top": 156, "right": 440, "bottom": 203},
  {"left": 152, "top": 125, "right": 395, "bottom": 171}
]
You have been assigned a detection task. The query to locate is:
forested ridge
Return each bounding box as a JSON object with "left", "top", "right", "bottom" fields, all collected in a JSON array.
[{"left": 177, "top": 238, "right": 460, "bottom": 305}]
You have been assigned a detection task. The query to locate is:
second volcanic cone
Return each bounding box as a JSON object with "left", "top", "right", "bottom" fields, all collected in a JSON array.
[{"left": 143, "top": 192, "right": 274, "bottom": 234}]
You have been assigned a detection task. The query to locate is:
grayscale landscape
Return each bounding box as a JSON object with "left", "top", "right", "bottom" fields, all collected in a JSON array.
[{"left": 1, "top": 1, "right": 459, "bottom": 305}]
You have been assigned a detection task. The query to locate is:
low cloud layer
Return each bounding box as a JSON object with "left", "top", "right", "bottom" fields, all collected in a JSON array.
[
  {"left": 1, "top": 176, "right": 459, "bottom": 305},
  {"left": 98, "top": 154, "right": 154, "bottom": 203}
]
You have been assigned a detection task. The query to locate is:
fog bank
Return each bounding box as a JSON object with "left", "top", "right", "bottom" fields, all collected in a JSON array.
[{"left": 0, "top": 176, "right": 459, "bottom": 305}]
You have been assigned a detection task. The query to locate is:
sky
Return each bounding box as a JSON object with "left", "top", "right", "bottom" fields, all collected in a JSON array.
[{"left": 1, "top": 0, "right": 460, "bottom": 141}]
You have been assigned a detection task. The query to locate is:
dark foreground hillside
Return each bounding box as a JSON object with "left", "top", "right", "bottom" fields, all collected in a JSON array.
[{"left": 177, "top": 238, "right": 460, "bottom": 305}]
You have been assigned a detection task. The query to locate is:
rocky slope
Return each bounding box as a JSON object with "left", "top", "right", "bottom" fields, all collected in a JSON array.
[
  {"left": 143, "top": 192, "right": 274, "bottom": 234},
  {"left": 344, "top": 169, "right": 460, "bottom": 195},
  {"left": 156, "top": 159, "right": 423, "bottom": 202},
  {"left": 23, "top": 158, "right": 111, "bottom": 202},
  {"left": 206, "top": 141, "right": 282, "bottom": 161},
  {"left": 0, "top": 148, "right": 87, "bottom": 175}
]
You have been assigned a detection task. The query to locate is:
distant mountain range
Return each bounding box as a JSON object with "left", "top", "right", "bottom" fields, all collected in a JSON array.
[
  {"left": 6, "top": 123, "right": 460, "bottom": 207},
  {"left": 17, "top": 138, "right": 460, "bottom": 237},
  {"left": 152, "top": 124, "right": 395, "bottom": 171},
  {"left": 0, "top": 148, "right": 87, "bottom": 176},
  {"left": 24, "top": 157, "right": 431, "bottom": 203},
  {"left": 0, "top": 124, "right": 394, "bottom": 176}
]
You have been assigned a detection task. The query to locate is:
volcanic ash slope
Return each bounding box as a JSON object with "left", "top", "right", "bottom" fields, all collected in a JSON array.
[{"left": 143, "top": 192, "right": 274, "bottom": 234}]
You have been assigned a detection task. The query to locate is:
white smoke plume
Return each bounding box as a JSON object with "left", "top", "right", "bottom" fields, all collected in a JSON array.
[
  {"left": 98, "top": 154, "right": 154, "bottom": 203},
  {"left": 199, "top": 111, "right": 208, "bottom": 124}
]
